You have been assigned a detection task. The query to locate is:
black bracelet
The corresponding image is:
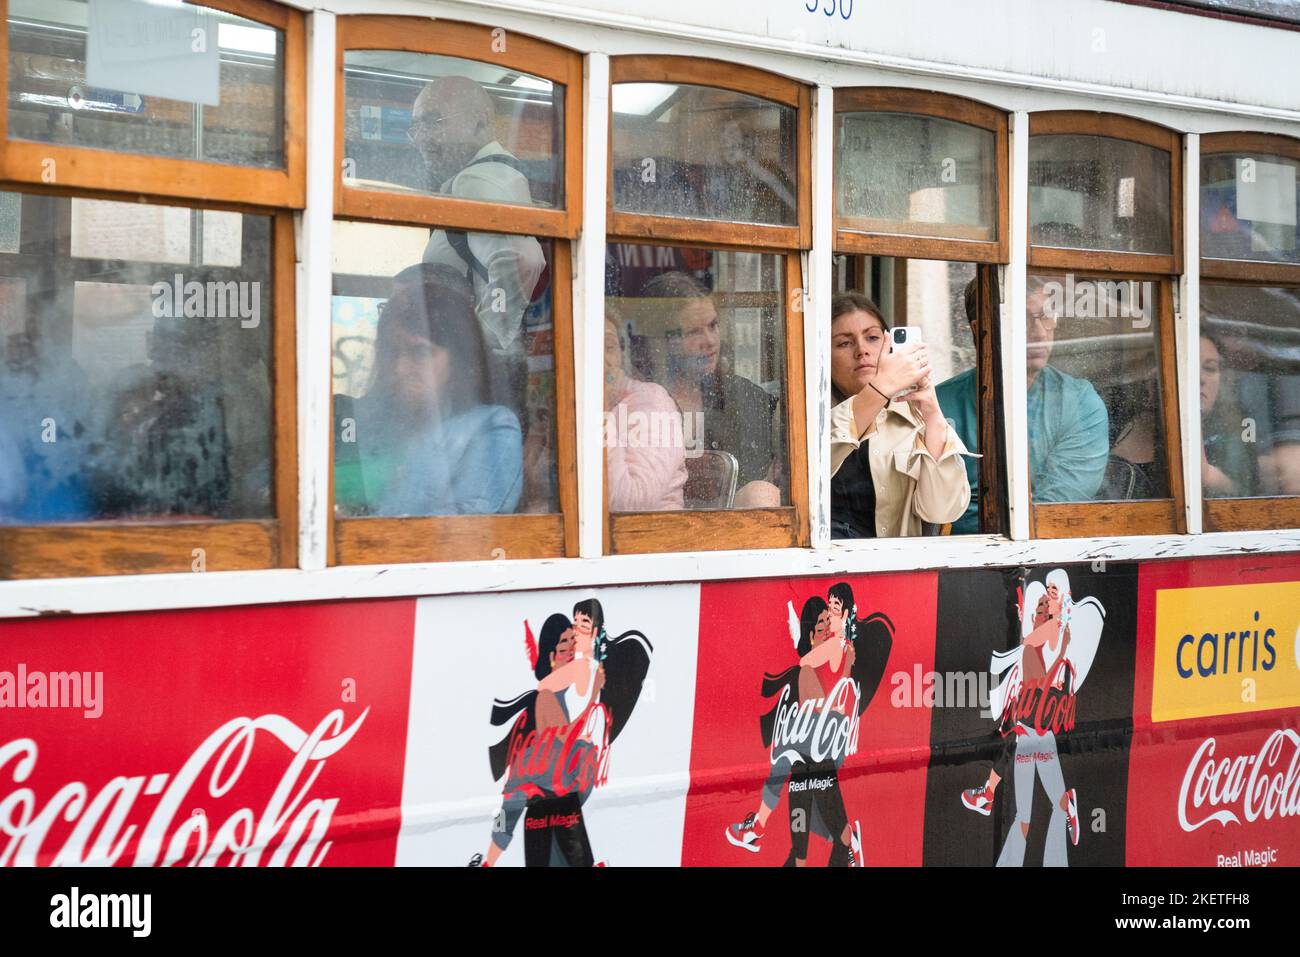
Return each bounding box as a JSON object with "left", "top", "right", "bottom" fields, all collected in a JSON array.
[{"left": 867, "top": 380, "right": 889, "bottom": 401}]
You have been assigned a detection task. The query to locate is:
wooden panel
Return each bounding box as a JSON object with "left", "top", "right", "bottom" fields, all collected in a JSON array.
[
  {"left": 834, "top": 88, "right": 1006, "bottom": 130},
  {"left": 1029, "top": 111, "right": 1180, "bottom": 152},
  {"left": 0, "top": 142, "right": 304, "bottom": 209},
  {"left": 551, "top": 241, "right": 580, "bottom": 558},
  {"left": 1205, "top": 497, "right": 1300, "bottom": 532},
  {"left": 610, "top": 508, "right": 799, "bottom": 554},
  {"left": 977, "top": 265, "right": 1009, "bottom": 535},
  {"left": 1201, "top": 258, "right": 1300, "bottom": 284},
  {"left": 1028, "top": 245, "right": 1175, "bottom": 276},
  {"left": 195, "top": 0, "right": 291, "bottom": 29},
  {"left": 797, "top": 84, "right": 813, "bottom": 250},
  {"left": 608, "top": 211, "right": 800, "bottom": 251},
  {"left": 0, "top": 522, "right": 278, "bottom": 580},
  {"left": 1033, "top": 500, "right": 1180, "bottom": 537},
  {"left": 1201, "top": 131, "right": 1300, "bottom": 162},
  {"left": 335, "top": 189, "right": 575, "bottom": 238},
  {"left": 334, "top": 515, "right": 565, "bottom": 565},
  {"left": 835, "top": 230, "right": 1003, "bottom": 264},
  {"left": 610, "top": 56, "right": 803, "bottom": 108},
  {"left": 1156, "top": 281, "right": 1188, "bottom": 535},
  {"left": 784, "top": 254, "right": 810, "bottom": 547},
  {"left": 273, "top": 212, "right": 299, "bottom": 568}
]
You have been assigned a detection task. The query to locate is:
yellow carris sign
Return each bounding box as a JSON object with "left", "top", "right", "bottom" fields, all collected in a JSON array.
[{"left": 1153, "top": 582, "right": 1300, "bottom": 723}]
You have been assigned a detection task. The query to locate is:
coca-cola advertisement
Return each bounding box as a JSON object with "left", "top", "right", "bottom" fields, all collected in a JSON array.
[
  {"left": 396, "top": 586, "right": 695, "bottom": 866},
  {"left": 1128, "top": 555, "right": 1300, "bottom": 865},
  {"left": 683, "top": 573, "right": 934, "bottom": 866},
  {"left": 0, "top": 601, "right": 415, "bottom": 867},
  {"left": 923, "top": 565, "right": 1137, "bottom": 866}
]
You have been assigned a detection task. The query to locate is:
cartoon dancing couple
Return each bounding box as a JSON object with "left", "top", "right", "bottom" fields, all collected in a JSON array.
[
  {"left": 474, "top": 598, "right": 652, "bottom": 867},
  {"left": 726, "top": 581, "right": 892, "bottom": 867},
  {"left": 960, "top": 569, "right": 1104, "bottom": 867}
]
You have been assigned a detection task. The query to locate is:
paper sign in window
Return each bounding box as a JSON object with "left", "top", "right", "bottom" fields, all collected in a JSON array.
[
  {"left": 86, "top": 0, "right": 220, "bottom": 108},
  {"left": 1237, "top": 158, "right": 1297, "bottom": 228}
]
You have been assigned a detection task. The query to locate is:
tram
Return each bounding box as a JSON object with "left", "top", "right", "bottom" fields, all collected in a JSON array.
[{"left": 0, "top": 0, "right": 1298, "bottom": 868}]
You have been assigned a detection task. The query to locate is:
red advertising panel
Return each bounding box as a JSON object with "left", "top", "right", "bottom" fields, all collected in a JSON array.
[
  {"left": 683, "top": 572, "right": 936, "bottom": 866},
  {"left": 0, "top": 600, "right": 415, "bottom": 867},
  {"left": 1129, "top": 555, "right": 1300, "bottom": 866}
]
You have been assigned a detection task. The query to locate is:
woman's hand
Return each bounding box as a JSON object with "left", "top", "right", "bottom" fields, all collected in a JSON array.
[
  {"left": 907, "top": 377, "right": 951, "bottom": 459},
  {"left": 872, "top": 343, "right": 932, "bottom": 398}
]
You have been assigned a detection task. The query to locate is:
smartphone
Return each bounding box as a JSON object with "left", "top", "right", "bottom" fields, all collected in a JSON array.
[{"left": 890, "top": 326, "right": 924, "bottom": 399}]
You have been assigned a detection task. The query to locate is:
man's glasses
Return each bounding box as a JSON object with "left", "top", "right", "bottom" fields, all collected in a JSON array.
[
  {"left": 1027, "top": 309, "right": 1060, "bottom": 329},
  {"left": 406, "top": 110, "right": 472, "bottom": 142}
]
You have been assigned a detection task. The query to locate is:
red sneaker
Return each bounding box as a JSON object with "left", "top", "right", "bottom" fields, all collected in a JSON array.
[
  {"left": 961, "top": 785, "right": 994, "bottom": 816},
  {"left": 725, "top": 813, "right": 763, "bottom": 853},
  {"left": 1065, "top": 788, "right": 1080, "bottom": 846}
]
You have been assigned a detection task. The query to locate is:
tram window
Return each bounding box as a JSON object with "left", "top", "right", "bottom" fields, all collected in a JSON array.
[
  {"left": 332, "top": 221, "right": 557, "bottom": 518},
  {"left": 0, "top": 191, "right": 274, "bottom": 525},
  {"left": 341, "top": 50, "right": 563, "bottom": 209},
  {"left": 610, "top": 83, "right": 797, "bottom": 227},
  {"left": 1200, "top": 284, "right": 1300, "bottom": 498},
  {"left": 1201, "top": 152, "right": 1299, "bottom": 266},
  {"left": 6, "top": 0, "right": 286, "bottom": 169},
  {"left": 1029, "top": 135, "right": 1172, "bottom": 256},
  {"left": 604, "top": 243, "right": 788, "bottom": 512},
  {"left": 1023, "top": 273, "right": 1171, "bottom": 505},
  {"left": 836, "top": 112, "right": 997, "bottom": 243}
]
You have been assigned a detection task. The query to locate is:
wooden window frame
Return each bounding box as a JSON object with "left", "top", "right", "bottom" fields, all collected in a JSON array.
[
  {"left": 1028, "top": 112, "right": 1183, "bottom": 277},
  {"left": 604, "top": 56, "right": 810, "bottom": 554},
  {"left": 1027, "top": 269, "right": 1186, "bottom": 539},
  {"left": 0, "top": 0, "right": 306, "bottom": 209},
  {"left": 832, "top": 88, "right": 1010, "bottom": 265},
  {"left": 1200, "top": 132, "right": 1300, "bottom": 285},
  {"left": 0, "top": 195, "right": 298, "bottom": 579},
  {"left": 334, "top": 17, "right": 583, "bottom": 240},
  {"left": 1199, "top": 133, "right": 1300, "bottom": 530},
  {"left": 329, "top": 18, "right": 582, "bottom": 566}
]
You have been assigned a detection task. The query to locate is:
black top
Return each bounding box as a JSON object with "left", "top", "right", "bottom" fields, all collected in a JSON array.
[
  {"left": 830, "top": 440, "right": 876, "bottom": 539},
  {"left": 700, "top": 371, "right": 780, "bottom": 487}
]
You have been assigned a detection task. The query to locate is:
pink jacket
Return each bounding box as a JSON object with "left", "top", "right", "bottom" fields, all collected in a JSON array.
[{"left": 606, "top": 378, "right": 688, "bottom": 512}]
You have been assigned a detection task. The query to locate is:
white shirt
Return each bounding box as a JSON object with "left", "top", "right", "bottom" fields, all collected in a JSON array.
[{"left": 422, "top": 141, "right": 546, "bottom": 355}]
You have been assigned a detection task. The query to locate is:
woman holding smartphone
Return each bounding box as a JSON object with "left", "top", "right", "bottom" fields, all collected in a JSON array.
[{"left": 829, "top": 291, "right": 971, "bottom": 538}]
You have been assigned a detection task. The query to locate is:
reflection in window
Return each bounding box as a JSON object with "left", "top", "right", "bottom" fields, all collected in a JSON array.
[
  {"left": 1201, "top": 153, "right": 1299, "bottom": 264},
  {"left": 1029, "top": 135, "right": 1172, "bottom": 255},
  {"left": 836, "top": 113, "right": 997, "bottom": 242},
  {"left": 331, "top": 223, "right": 557, "bottom": 517},
  {"left": 1201, "top": 284, "right": 1300, "bottom": 497},
  {"left": 7, "top": 0, "right": 285, "bottom": 167},
  {"left": 1021, "top": 273, "right": 1173, "bottom": 504},
  {"left": 0, "top": 191, "right": 273, "bottom": 524},
  {"left": 341, "top": 51, "right": 562, "bottom": 208},
  {"left": 611, "top": 84, "right": 797, "bottom": 226},
  {"left": 604, "top": 243, "right": 787, "bottom": 510}
]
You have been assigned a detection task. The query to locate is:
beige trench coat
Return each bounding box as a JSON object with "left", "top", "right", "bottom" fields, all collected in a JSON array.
[{"left": 830, "top": 397, "right": 973, "bottom": 538}]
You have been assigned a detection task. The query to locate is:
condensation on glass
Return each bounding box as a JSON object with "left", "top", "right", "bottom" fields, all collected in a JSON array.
[
  {"left": 0, "top": 190, "right": 273, "bottom": 524},
  {"left": 835, "top": 113, "right": 997, "bottom": 242},
  {"left": 341, "top": 51, "right": 562, "bottom": 209},
  {"left": 611, "top": 84, "right": 797, "bottom": 227},
  {"left": 1201, "top": 284, "right": 1300, "bottom": 498},
  {"left": 331, "top": 220, "right": 557, "bottom": 518},
  {"left": 604, "top": 242, "right": 788, "bottom": 511},
  {"left": 1024, "top": 272, "right": 1169, "bottom": 504},
  {"left": 1029, "top": 135, "right": 1172, "bottom": 255},
  {"left": 1201, "top": 153, "right": 1300, "bottom": 265},
  {"left": 7, "top": 0, "right": 285, "bottom": 167}
]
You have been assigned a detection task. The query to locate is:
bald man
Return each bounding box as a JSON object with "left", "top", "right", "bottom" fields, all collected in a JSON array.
[{"left": 411, "top": 75, "right": 545, "bottom": 415}]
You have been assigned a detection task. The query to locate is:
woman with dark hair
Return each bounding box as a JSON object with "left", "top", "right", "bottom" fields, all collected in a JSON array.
[
  {"left": 1199, "top": 331, "right": 1245, "bottom": 497},
  {"left": 829, "top": 291, "right": 970, "bottom": 537},
  {"left": 334, "top": 262, "right": 523, "bottom": 517}
]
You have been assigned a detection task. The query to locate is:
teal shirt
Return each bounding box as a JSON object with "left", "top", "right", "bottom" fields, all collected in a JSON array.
[{"left": 936, "top": 366, "right": 1109, "bottom": 534}]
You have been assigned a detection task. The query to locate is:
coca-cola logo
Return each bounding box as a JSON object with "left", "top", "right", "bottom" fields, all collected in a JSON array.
[
  {"left": 503, "top": 703, "right": 611, "bottom": 801},
  {"left": 0, "top": 708, "right": 367, "bottom": 867},
  {"left": 769, "top": 676, "right": 861, "bottom": 765},
  {"left": 999, "top": 677, "right": 1077, "bottom": 737},
  {"left": 1178, "top": 729, "right": 1300, "bottom": 832}
]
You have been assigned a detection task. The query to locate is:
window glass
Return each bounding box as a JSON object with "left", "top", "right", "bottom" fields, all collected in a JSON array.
[
  {"left": 0, "top": 191, "right": 274, "bottom": 524},
  {"left": 1200, "top": 284, "right": 1300, "bottom": 497},
  {"left": 1029, "top": 134, "right": 1172, "bottom": 255},
  {"left": 835, "top": 113, "right": 997, "bottom": 242},
  {"left": 604, "top": 242, "right": 788, "bottom": 511},
  {"left": 331, "top": 221, "right": 557, "bottom": 517},
  {"left": 611, "top": 83, "right": 797, "bottom": 226},
  {"left": 1201, "top": 152, "right": 1299, "bottom": 265},
  {"left": 341, "top": 51, "right": 562, "bottom": 209},
  {"left": 1023, "top": 272, "right": 1169, "bottom": 504},
  {"left": 7, "top": 0, "right": 286, "bottom": 168}
]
